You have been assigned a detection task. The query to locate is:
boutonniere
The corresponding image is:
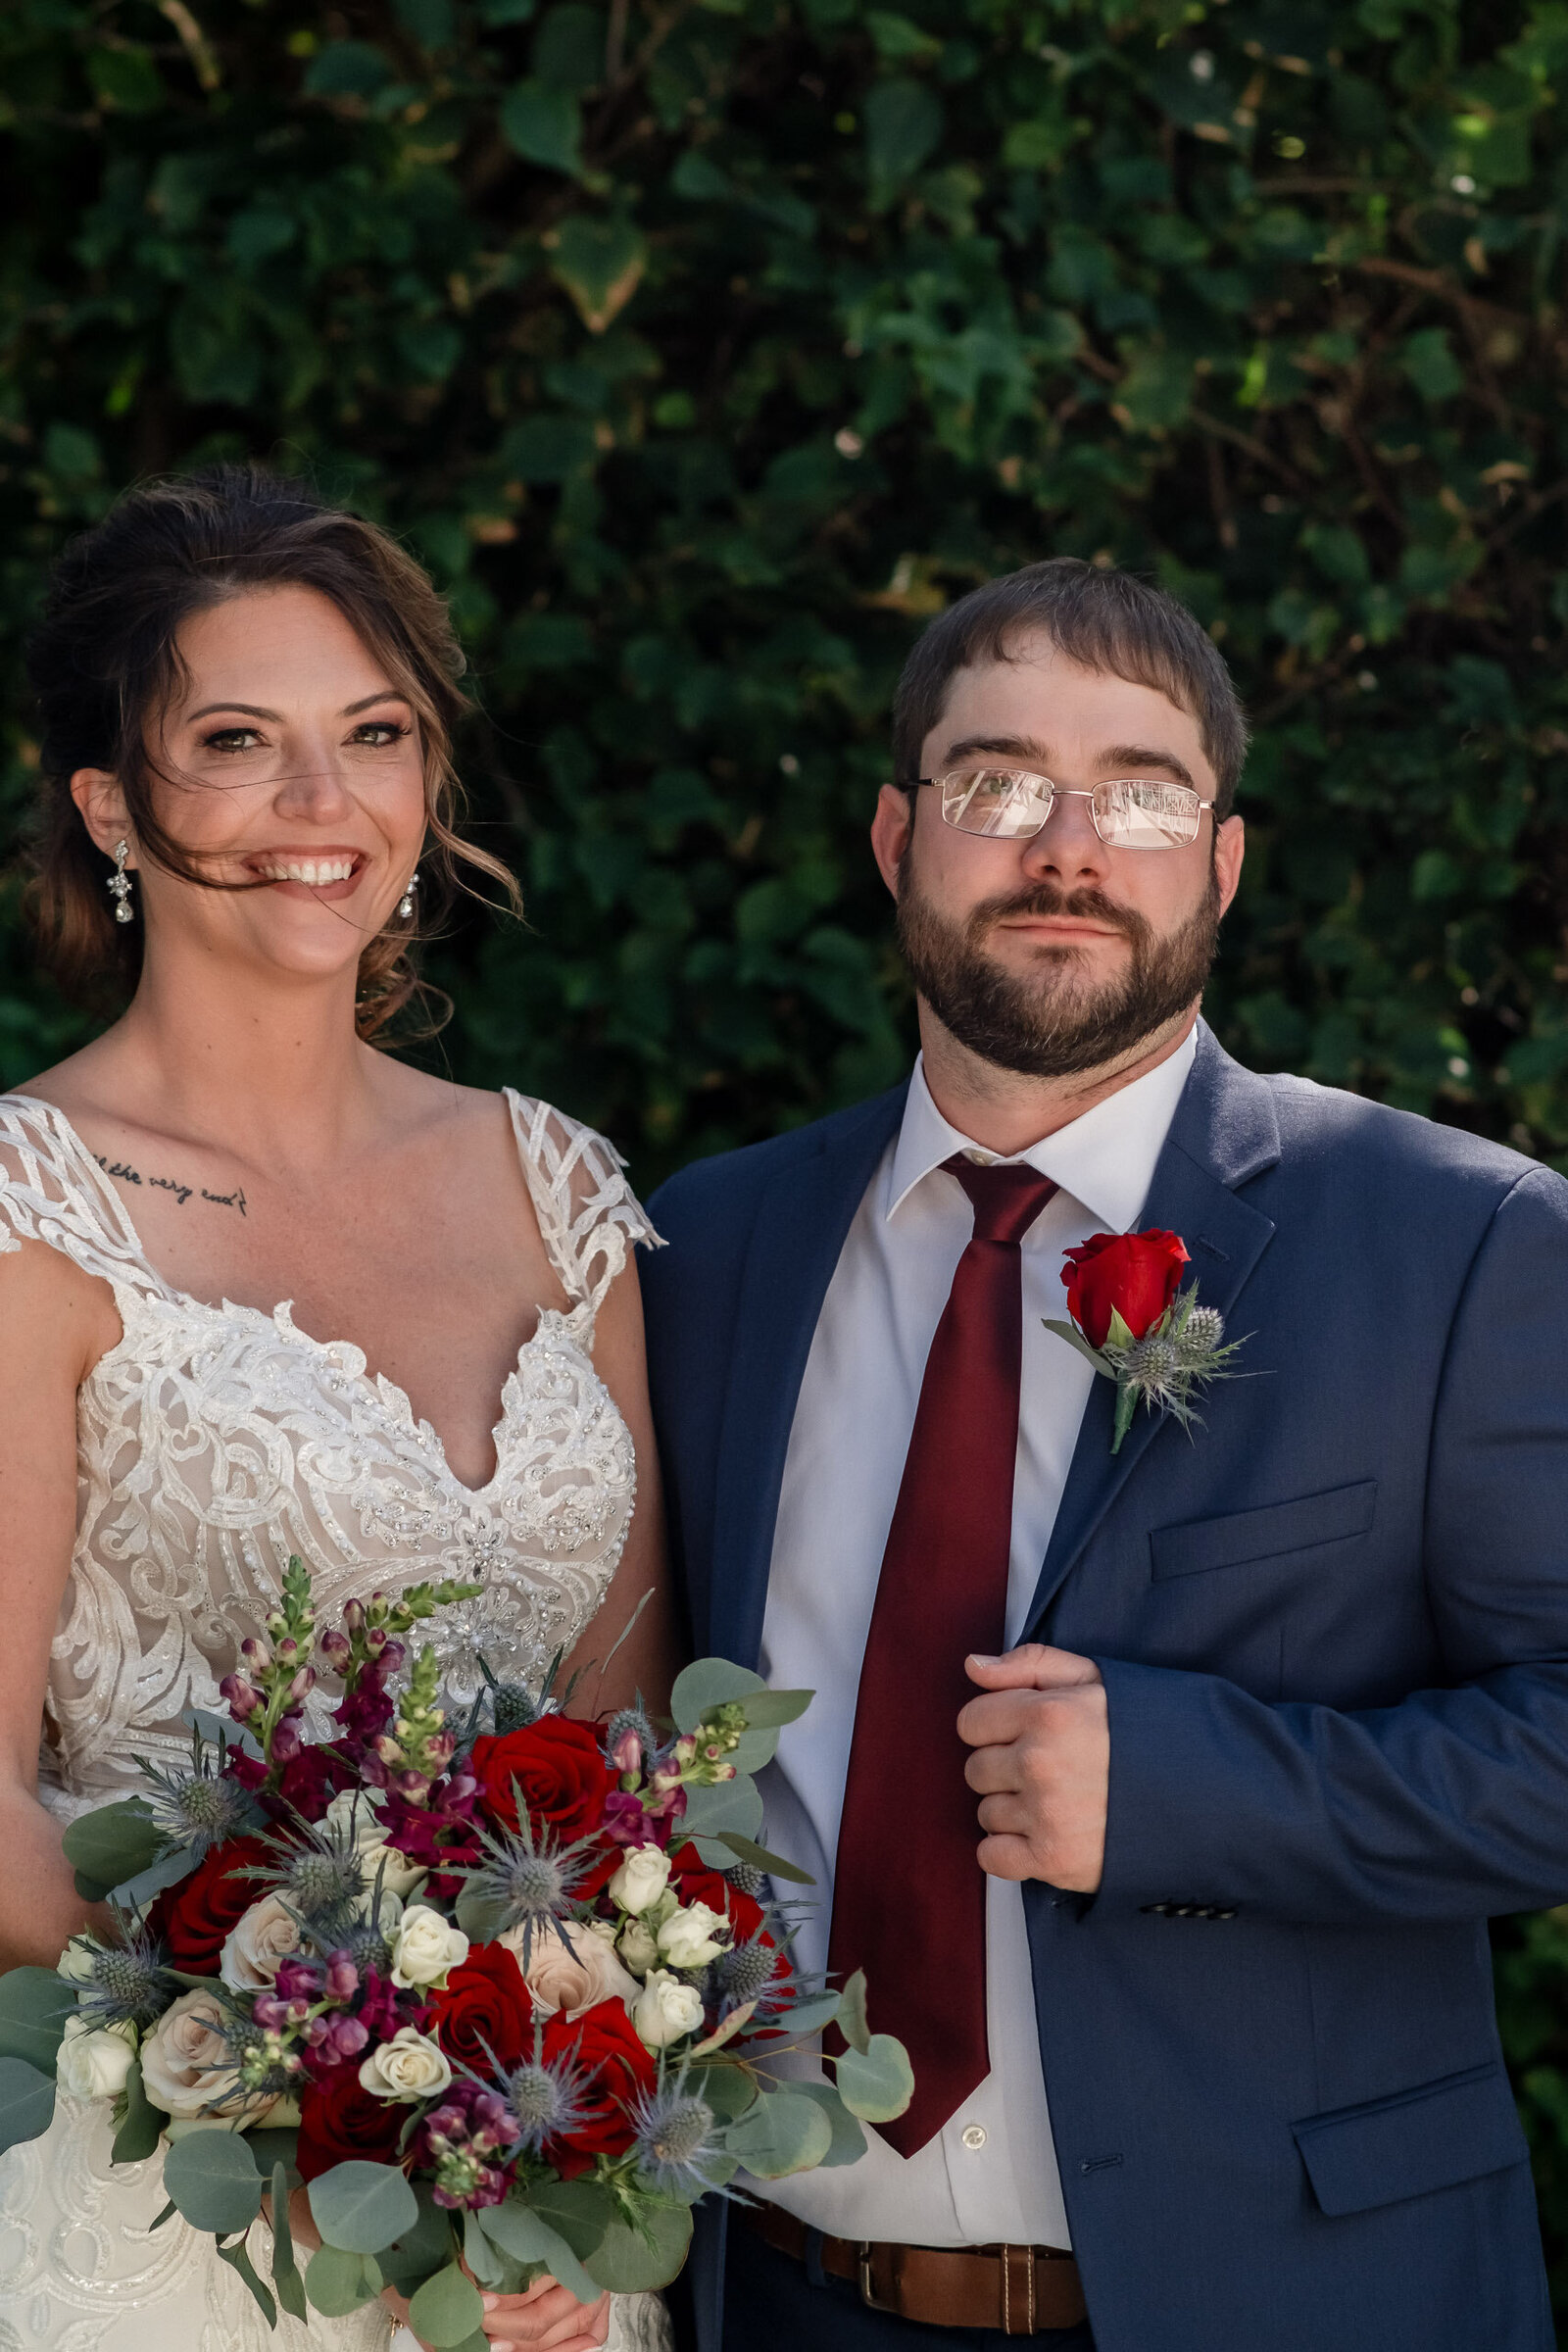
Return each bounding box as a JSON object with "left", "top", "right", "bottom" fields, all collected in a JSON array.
[{"left": 1044, "top": 1228, "right": 1249, "bottom": 1454}]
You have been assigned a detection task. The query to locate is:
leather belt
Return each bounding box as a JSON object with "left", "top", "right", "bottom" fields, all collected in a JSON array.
[{"left": 742, "top": 2202, "right": 1087, "bottom": 2335}]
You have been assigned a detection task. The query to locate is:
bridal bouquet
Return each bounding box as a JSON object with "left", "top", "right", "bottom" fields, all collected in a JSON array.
[{"left": 0, "top": 1564, "right": 910, "bottom": 2345}]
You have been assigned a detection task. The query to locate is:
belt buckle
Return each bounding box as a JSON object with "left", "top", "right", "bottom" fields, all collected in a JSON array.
[{"left": 858, "top": 2241, "right": 898, "bottom": 2316}]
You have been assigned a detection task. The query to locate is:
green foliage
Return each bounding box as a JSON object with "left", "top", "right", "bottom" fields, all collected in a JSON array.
[{"left": 1, "top": 0, "right": 1567, "bottom": 2304}]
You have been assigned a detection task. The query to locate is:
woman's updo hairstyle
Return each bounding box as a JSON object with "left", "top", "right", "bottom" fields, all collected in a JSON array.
[{"left": 24, "top": 462, "right": 519, "bottom": 1038}]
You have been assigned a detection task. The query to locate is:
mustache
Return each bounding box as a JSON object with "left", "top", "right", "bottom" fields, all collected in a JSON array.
[{"left": 964, "top": 884, "right": 1149, "bottom": 943}]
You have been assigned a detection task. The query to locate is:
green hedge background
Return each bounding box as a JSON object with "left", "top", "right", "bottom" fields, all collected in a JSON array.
[{"left": 3, "top": 0, "right": 1568, "bottom": 2314}]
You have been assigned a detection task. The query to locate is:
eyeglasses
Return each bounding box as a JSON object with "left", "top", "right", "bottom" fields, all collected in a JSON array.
[{"left": 905, "top": 769, "right": 1215, "bottom": 851}]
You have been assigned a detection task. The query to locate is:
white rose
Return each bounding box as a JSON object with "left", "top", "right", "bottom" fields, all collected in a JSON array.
[
  {"left": 56, "top": 2016, "right": 135, "bottom": 2102},
  {"left": 609, "top": 1843, "right": 671, "bottom": 1916},
  {"left": 499, "top": 1920, "right": 640, "bottom": 2022},
  {"left": 220, "top": 1895, "right": 303, "bottom": 1992},
  {"left": 359, "top": 2027, "right": 452, "bottom": 2102},
  {"left": 322, "top": 1789, "right": 426, "bottom": 1899},
  {"left": 58, "top": 1936, "right": 96, "bottom": 1987},
  {"left": 657, "top": 1901, "right": 731, "bottom": 1970},
  {"left": 632, "top": 1969, "right": 705, "bottom": 2051},
  {"left": 139, "top": 1988, "right": 275, "bottom": 2122},
  {"left": 616, "top": 1917, "right": 661, "bottom": 1978},
  {"left": 390, "top": 1904, "right": 468, "bottom": 1990}
]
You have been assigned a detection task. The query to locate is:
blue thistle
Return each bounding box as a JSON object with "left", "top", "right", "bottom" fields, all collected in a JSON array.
[
  {"left": 454, "top": 1791, "right": 597, "bottom": 1953},
  {"left": 628, "top": 2074, "right": 729, "bottom": 2200},
  {"left": 495, "top": 2031, "right": 595, "bottom": 2158},
  {"left": 74, "top": 1921, "right": 173, "bottom": 2031}
]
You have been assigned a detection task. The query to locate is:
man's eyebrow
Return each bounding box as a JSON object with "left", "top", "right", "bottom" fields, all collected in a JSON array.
[
  {"left": 940, "top": 734, "right": 1054, "bottom": 767},
  {"left": 1099, "top": 744, "right": 1197, "bottom": 788},
  {"left": 937, "top": 734, "right": 1199, "bottom": 790}
]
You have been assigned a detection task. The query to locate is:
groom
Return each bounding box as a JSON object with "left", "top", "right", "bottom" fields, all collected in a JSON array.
[{"left": 640, "top": 558, "right": 1567, "bottom": 2352}]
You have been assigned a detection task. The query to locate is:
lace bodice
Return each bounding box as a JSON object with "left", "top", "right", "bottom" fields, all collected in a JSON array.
[{"left": 0, "top": 1090, "right": 661, "bottom": 1812}]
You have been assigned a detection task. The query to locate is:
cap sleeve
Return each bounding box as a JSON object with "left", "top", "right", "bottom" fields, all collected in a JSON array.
[
  {"left": 0, "top": 1095, "right": 165, "bottom": 1303},
  {"left": 505, "top": 1091, "right": 663, "bottom": 1317}
]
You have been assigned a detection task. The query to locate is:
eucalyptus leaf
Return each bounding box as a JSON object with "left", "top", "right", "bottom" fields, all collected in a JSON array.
[
  {"left": 408, "top": 2261, "right": 487, "bottom": 2346},
  {"left": 680, "top": 1775, "right": 763, "bottom": 1844},
  {"left": 269, "top": 2159, "right": 308, "bottom": 2324},
  {"left": 304, "top": 2242, "right": 382, "bottom": 2317},
  {"left": 477, "top": 2200, "right": 598, "bottom": 2301},
  {"left": 794, "top": 2078, "right": 870, "bottom": 2167},
  {"left": 714, "top": 1832, "right": 815, "bottom": 1885},
  {"left": 670, "top": 1658, "right": 765, "bottom": 1732},
  {"left": 687, "top": 2063, "right": 757, "bottom": 2125},
  {"left": 580, "top": 2201, "right": 693, "bottom": 2294},
  {"left": 373, "top": 2180, "right": 454, "bottom": 2295},
  {"left": 245, "top": 2128, "right": 302, "bottom": 2188},
  {"left": 0, "top": 1969, "right": 79, "bottom": 2070},
  {"left": 770, "top": 1990, "right": 843, "bottom": 2035},
  {"left": 308, "top": 2157, "right": 418, "bottom": 2253},
  {"left": 162, "top": 2128, "right": 264, "bottom": 2236},
  {"left": 0, "top": 2056, "right": 54, "bottom": 2155},
  {"left": 216, "top": 2231, "right": 276, "bottom": 2327},
  {"left": 730, "top": 1688, "right": 812, "bottom": 1729},
  {"left": 110, "top": 2058, "right": 167, "bottom": 2164},
  {"left": 464, "top": 2206, "right": 507, "bottom": 2287},
  {"left": 523, "top": 2174, "right": 614, "bottom": 2257},
  {"left": 719, "top": 2086, "right": 834, "bottom": 2178},
  {"left": 837, "top": 1968, "right": 871, "bottom": 2056},
  {"left": 835, "top": 2033, "right": 916, "bottom": 2125},
  {"left": 61, "top": 1799, "right": 164, "bottom": 1893}
]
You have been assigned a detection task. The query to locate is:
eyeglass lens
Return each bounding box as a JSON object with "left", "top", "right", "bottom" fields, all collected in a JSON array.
[{"left": 938, "top": 769, "right": 1203, "bottom": 850}]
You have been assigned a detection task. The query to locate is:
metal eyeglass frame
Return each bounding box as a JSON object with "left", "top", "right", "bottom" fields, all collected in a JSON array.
[{"left": 903, "top": 770, "right": 1217, "bottom": 850}]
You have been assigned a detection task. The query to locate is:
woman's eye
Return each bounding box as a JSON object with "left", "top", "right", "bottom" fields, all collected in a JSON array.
[
  {"left": 351, "top": 722, "right": 409, "bottom": 748},
  {"left": 201, "top": 728, "right": 263, "bottom": 753}
]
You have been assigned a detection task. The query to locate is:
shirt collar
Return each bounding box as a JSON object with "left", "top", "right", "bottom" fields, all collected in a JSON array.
[{"left": 887, "top": 1024, "right": 1199, "bottom": 1235}]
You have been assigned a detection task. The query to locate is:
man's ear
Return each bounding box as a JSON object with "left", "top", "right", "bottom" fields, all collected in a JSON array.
[
  {"left": 1214, "top": 812, "right": 1245, "bottom": 917},
  {"left": 70, "top": 768, "right": 134, "bottom": 865},
  {"left": 870, "top": 783, "right": 914, "bottom": 899}
]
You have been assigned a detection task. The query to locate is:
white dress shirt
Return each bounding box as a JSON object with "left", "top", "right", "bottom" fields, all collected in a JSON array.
[{"left": 753, "top": 1027, "right": 1198, "bottom": 2248}]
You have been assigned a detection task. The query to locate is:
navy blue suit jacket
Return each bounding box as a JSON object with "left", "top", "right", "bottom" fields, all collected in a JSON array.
[{"left": 640, "top": 1027, "right": 1566, "bottom": 2352}]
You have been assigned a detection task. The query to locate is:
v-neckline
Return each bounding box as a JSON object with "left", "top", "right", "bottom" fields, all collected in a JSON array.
[{"left": 9, "top": 1090, "right": 586, "bottom": 1502}]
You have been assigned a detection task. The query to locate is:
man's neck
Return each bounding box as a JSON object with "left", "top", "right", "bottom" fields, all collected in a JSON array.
[{"left": 916, "top": 1003, "right": 1200, "bottom": 1155}]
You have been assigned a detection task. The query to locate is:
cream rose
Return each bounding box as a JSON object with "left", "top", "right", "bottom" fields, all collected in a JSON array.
[
  {"left": 359, "top": 2026, "right": 452, "bottom": 2102},
  {"left": 390, "top": 1904, "right": 469, "bottom": 1990},
  {"left": 609, "top": 1843, "right": 671, "bottom": 1916},
  {"left": 139, "top": 1988, "right": 273, "bottom": 2122},
  {"left": 657, "top": 1901, "right": 731, "bottom": 1970},
  {"left": 220, "top": 1894, "right": 303, "bottom": 1992},
  {"left": 322, "top": 1789, "right": 426, "bottom": 1899},
  {"left": 632, "top": 1969, "right": 706, "bottom": 2051},
  {"left": 56, "top": 2016, "right": 135, "bottom": 2102},
  {"left": 499, "top": 1919, "right": 641, "bottom": 2022},
  {"left": 615, "top": 1917, "right": 662, "bottom": 1978},
  {"left": 57, "top": 1936, "right": 96, "bottom": 1987}
]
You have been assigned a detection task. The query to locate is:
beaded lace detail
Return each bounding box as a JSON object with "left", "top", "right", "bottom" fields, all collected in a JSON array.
[{"left": 0, "top": 1088, "right": 661, "bottom": 1806}]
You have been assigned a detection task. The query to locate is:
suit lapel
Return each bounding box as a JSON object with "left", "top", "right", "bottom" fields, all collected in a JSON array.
[
  {"left": 1020, "top": 1031, "right": 1281, "bottom": 1640},
  {"left": 709, "top": 1085, "right": 907, "bottom": 1667}
]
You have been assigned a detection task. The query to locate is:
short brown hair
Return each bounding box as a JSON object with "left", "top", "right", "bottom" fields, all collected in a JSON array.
[
  {"left": 891, "top": 558, "right": 1248, "bottom": 817},
  {"left": 24, "top": 463, "right": 520, "bottom": 1038}
]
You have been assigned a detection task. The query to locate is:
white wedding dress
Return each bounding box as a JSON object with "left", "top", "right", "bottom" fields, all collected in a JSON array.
[{"left": 0, "top": 1090, "right": 673, "bottom": 2352}]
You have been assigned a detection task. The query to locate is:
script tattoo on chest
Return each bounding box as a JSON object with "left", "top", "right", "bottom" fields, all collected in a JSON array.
[{"left": 95, "top": 1154, "right": 248, "bottom": 1218}]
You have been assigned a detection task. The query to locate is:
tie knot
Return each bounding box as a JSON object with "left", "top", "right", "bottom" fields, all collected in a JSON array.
[{"left": 944, "top": 1154, "right": 1057, "bottom": 1247}]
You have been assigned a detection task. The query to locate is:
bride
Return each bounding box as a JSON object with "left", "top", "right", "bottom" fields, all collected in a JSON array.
[{"left": 0, "top": 466, "right": 675, "bottom": 2352}]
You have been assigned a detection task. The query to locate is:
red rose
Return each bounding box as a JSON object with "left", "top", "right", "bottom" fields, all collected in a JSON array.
[
  {"left": 428, "top": 1944, "right": 535, "bottom": 2076},
  {"left": 296, "top": 2068, "right": 408, "bottom": 2181},
  {"left": 147, "top": 1835, "right": 273, "bottom": 1975},
  {"left": 544, "top": 1997, "right": 657, "bottom": 2173},
  {"left": 469, "top": 1717, "right": 613, "bottom": 1842},
  {"left": 1062, "top": 1228, "right": 1189, "bottom": 1349}
]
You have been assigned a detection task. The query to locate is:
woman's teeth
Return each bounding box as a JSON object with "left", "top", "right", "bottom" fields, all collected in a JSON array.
[{"left": 255, "top": 858, "right": 357, "bottom": 885}]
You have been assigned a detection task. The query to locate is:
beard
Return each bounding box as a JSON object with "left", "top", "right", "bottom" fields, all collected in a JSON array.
[{"left": 895, "top": 856, "right": 1222, "bottom": 1081}]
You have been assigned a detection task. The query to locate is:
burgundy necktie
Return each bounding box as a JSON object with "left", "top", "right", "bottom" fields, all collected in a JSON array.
[{"left": 828, "top": 1156, "right": 1057, "bottom": 2159}]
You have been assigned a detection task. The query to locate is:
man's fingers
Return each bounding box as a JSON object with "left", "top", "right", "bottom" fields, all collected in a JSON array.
[
  {"left": 966, "top": 1642, "right": 1102, "bottom": 1692},
  {"left": 976, "top": 1832, "right": 1038, "bottom": 1881},
  {"left": 975, "top": 1792, "right": 1032, "bottom": 1835},
  {"left": 962, "top": 1738, "right": 1022, "bottom": 1792}
]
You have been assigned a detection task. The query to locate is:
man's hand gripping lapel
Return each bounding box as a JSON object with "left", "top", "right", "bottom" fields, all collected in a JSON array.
[{"left": 958, "top": 1645, "right": 1109, "bottom": 1893}]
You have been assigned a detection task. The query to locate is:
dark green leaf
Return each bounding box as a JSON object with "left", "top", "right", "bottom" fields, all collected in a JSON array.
[
  {"left": 0, "top": 1970, "right": 79, "bottom": 2070},
  {"left": 163, "top": 2130, "right": 264, "bottom": 2236},
  {"left": 308, "top": 2159, "right": 419, "bottom": 2254},
  {"left": 0, "top": 2057, "right": 55, "bottom": 2155},
  {"left": 111, "top": 2059, "right": 168, "bottom": 2164}
]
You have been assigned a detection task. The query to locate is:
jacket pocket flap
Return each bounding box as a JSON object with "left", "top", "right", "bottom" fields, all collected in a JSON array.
[
  {"left": 1150, "top": 1480, "right": 1377, "bottom": 1581},
  {"left": 1293, "top": 2063, "right": 1527, "bottom": 2218}
]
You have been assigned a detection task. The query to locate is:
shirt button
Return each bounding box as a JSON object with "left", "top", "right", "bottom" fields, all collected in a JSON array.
[{"left": 960, "top": 2124, "right": 987, "bottom": 2151}]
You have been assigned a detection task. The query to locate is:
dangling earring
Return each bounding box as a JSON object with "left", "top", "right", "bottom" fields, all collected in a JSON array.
[
  {"left": 397, "top": 869, "right": 418, "bottom": 922},
  {"left": 107, "top": 839, "right": 134, "bottom": 925}
]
